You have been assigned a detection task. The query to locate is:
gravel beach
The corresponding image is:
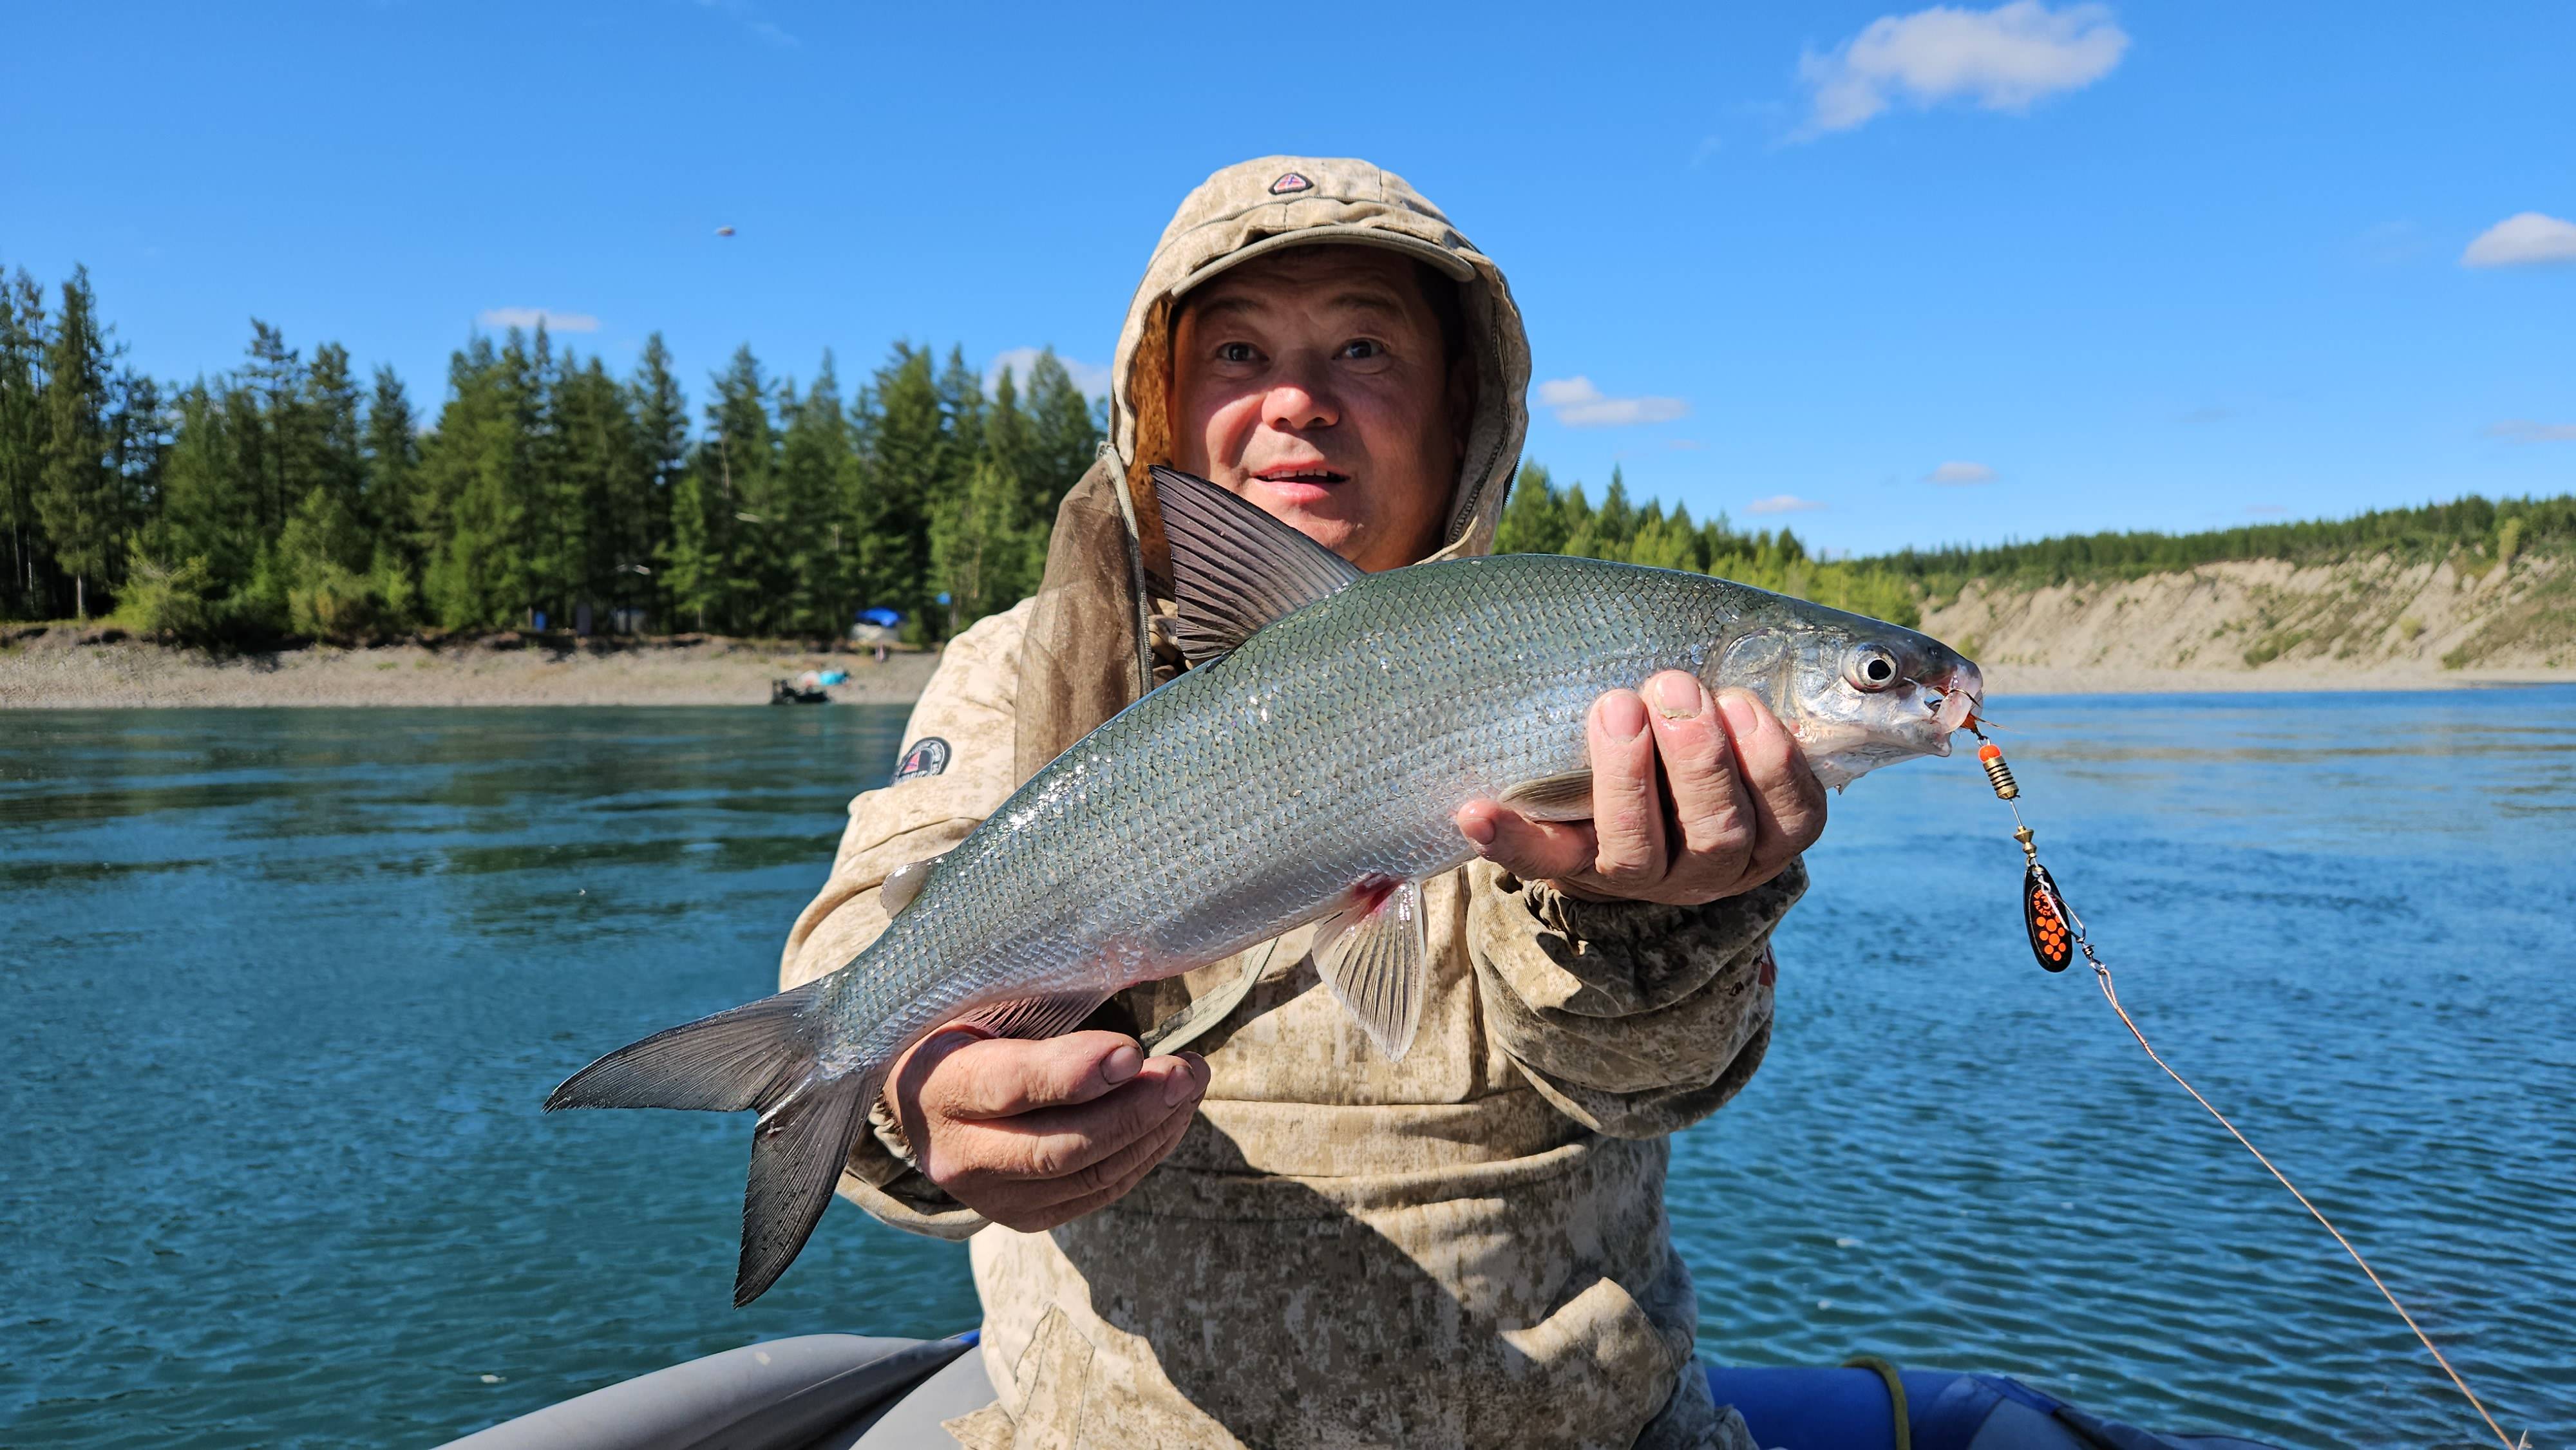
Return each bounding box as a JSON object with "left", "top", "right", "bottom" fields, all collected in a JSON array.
[
  {"left": 4, "top": 625, "right": 2565, "bottom": 709},
  {"left": 0, "top": 628, "right": 944, "bottom": 708}
]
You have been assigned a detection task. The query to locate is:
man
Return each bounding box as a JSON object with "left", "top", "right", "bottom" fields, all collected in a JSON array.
[{"left": 782, "top": 157, "right": 1826, "bottom": 1449}]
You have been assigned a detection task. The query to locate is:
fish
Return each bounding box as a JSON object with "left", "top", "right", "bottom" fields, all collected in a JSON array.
[{"left": 546, "top": 466, "right": 1984, "bottom": 1304}]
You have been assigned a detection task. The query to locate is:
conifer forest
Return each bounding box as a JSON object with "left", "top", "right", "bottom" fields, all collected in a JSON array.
[{"left": 3, "top": 261, "right": 2562, "bottom": 647}]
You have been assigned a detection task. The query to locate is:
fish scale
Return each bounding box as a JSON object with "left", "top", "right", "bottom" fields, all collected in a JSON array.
[
  {"left": 825, "top": 556, "right": 1873, "bottom": 1069},
  {"left": 547, "top": 474, "right": 1980, "bottom": 1306}
]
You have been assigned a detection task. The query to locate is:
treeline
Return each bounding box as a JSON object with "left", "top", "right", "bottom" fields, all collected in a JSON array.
[
  {"left": 1496, "top": 463, "right": 1922, "bottom": 625},
  {"left": 10, "top": 261, "right": 2565, "bottom": 649},
  {"left": 0, "top": 263, "right": 1101, "bottom": 643},
  {"left": 1876, "top": 493, "right": 2573, "bottom": 588}
]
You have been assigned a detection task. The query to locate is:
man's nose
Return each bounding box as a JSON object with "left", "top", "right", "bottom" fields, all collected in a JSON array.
[{"left": 1260, "top": 355, "right": 1340, "bottom": 431}]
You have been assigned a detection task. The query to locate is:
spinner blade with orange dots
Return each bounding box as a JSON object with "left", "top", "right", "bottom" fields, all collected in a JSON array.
[{"left": 1976, "top": 738, "right": 2078, "bottom": 974}]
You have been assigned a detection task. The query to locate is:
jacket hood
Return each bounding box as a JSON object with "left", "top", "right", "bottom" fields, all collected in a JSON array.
[
  {"left": 1013, "top": 157, "right": 1533, "bottom": 782},
  {"left": 1110, "top": 155, "right": 1532, "bottom": 565}
]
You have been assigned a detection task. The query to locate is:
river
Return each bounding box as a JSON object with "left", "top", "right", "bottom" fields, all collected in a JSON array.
[{"left": 3, "top": 693, "right": 2570, "bottom": 1447}]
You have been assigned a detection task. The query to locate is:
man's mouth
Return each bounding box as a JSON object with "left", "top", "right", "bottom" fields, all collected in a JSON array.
[{"left": 1251, "top": 464, "right": 1350, "bottom": 489}]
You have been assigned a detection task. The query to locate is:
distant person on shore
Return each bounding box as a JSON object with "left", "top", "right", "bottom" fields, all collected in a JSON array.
[{"left": 780, "top": 158, "right": 1826, "bottom": 1449}]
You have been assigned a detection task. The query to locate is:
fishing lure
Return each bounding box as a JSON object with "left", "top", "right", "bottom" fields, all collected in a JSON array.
[{"left": 1969, "top": 731, "right": 2523, "bottom": 1448}]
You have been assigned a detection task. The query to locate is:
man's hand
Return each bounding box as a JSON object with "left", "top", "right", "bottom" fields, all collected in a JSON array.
[
  {"left": 1456, "top": 672, "right": 1826, "bottom": 906},
  {"left": 886, "top": 1030, "right": 1208, "bottom": 1232}
]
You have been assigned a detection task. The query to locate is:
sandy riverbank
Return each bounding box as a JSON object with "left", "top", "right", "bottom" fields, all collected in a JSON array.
[
  {"left": 4, "top": 627, "right": 2568, "bottom": 708},
  {"left": 1975, "top": 663, "right": 2572, "bottom": 695},
  {"left": 0, "top": 630, "right": 943, "bottom": 708}
]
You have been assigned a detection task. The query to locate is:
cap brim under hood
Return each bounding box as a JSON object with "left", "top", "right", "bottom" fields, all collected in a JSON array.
[{"left": 1014, "top": 156, "right": 1535, "bottom": 782}]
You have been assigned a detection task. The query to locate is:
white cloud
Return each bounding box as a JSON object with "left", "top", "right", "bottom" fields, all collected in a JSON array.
[
  {"left": 2461, "top": 212, "right": 2576, "bottom": 268},
  {"left": 696, "top": 0, "right": 799, "bottom": 46},
  {"left": 1799, "top": 1, "right": 2128, "bottom": 135},
  {"left": 478, "top": 307, "right": 599, "bottom": 334},
  {"left": 1534, "top": 377, "right": 1689, "bottom": 428},
  {"left": 1926, "top": 460, "right": 1998, "bottom": 484},
  {"left": 986, "top": 347, "right": 1110, "bottom": 402},
  {"left": 2487, "top": 419, "right": 2576, "bottom": 443},
  {"left": 1746, "top": 494, "right": 1829, "bottom": 515}
]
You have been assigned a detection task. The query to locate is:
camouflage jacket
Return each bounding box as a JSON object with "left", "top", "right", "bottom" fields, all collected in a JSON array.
[{"left": 779, "top": 156, "right": 1801, "bottom": 1450}]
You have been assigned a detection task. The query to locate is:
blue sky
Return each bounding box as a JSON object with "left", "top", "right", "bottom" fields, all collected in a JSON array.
[{"left": 4, "top": 1, "right": 2569, "bottom": 556}]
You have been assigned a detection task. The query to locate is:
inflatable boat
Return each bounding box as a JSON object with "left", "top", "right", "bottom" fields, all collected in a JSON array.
[{"left": 439, "top": 1331, "right": 2285, "bottom": 1449}]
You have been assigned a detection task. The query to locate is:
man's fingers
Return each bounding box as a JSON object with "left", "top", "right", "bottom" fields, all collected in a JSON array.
[
  {"left": 930, "top": 1030, "right": 1143, "bottom": 1122},
  {"left": 1715, "top": 689, "right": 1828, "bottom": 879},
  {"left": 1583, "top": 689, "right": 1667, "bottom": 889},
  {"left": 1643, "top": 672, "right": 1757, "bottom": 890},
  {"left": 994, "top": 1097, "right": 1198, "bottom": 1232},
  {"left": 986, "top": 1068, "right": 1206, "bottom": 1230},
  {"left": 1456, "top": 800, "right": 1597, "bottom": 881},
  {"left": 944, "top": 1053, "right": 1204, "bottom": 1187}
]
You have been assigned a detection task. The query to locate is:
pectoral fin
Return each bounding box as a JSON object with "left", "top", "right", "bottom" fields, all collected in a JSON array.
[
  {"left": 1312, "top": 878, "right": 1429, "bottom": 1061},
  {"left": 1497, "top": 769, "right": 1596, "bottom": 822},
  {"left": 954, "top": 990, "right": 1113, "bottom": 1042}
]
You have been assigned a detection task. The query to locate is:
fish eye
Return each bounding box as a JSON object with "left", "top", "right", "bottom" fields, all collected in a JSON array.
[{"left": 1844, "top": 645, "right": 1901, "bottom": 692}]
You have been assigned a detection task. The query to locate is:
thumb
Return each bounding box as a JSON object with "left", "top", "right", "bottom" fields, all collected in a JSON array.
[
  {"left": 938, "top": 1030, "right": 1145, "bottom": 1120},
  {"left": 1455, "top": 800, "right": 1598, "bottom": 883}
]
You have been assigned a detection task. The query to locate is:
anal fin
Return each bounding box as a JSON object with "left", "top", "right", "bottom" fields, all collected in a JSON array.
[
  {"left": 1497, "top": 769, "right": 1595, "bottom": 822},
  {"left": 1312, "top": 878, "right": 1430, "bottom": 1061},
  {"left": 954, "top": 990, "right": 1113, "bottom": 1042}
]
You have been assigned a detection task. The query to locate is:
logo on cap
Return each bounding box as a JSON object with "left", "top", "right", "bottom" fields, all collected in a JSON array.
[{"left": 1268, "top": 172, "right": 1312, "bottom": 196}]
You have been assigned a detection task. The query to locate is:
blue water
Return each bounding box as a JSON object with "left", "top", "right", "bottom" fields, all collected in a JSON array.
[{"left": 3, "top": 695, "right": 2570, "bottom": 1448}]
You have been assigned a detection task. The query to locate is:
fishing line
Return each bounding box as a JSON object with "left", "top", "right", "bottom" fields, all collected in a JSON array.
[{"left": 1967, "top": 731, "right": 2524, "bottom": 1450}]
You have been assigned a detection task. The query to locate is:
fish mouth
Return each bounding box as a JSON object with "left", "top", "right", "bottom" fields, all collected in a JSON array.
[{"left": 1920, "top": 662, "right": 1985, "bottom": 753}]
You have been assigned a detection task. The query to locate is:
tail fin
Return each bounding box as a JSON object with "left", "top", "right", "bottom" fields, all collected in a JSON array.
[{"left": 545, "top": 981, "right": 880, "bottom": 1306}]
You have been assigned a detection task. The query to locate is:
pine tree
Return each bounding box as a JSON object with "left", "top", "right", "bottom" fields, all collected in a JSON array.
[
  {"left": 0, "top": 268, "right": 52, "bottom": 617},
  {"left": 936, "top": 345, "right": 985, "bottom": 476},
  {"left": 666, "top": 464, "right": 715, "bottom": 632},
  {"left": 699, "top": 344, "right": 778, "bottom": 632},
  {"left": 932, "top": 453, "right": 1034, "bottom": 632},
  {"left": 778, "top": 354, "right": 853, "bottom": 634},
  {"left": 303, "top": 343, "right": 366, "bottom": 520},
  {"left": 1557, "top": 482, "right": 1598, "bottom": 558},
  {"left": 1022, "top": 348, "right": 1100, "bottom": 522},
  {"left": 1594, "top": 467, "right": 1636, "bottom": 555},
  {"left": 984, "top": 363, "right": 1032, "bottom": 507},
  {"left": 34, "top": 269, "right": 120, "bottom": 619},
  {"left": 629, "top": 334, "right": 687, "bottom": 630},
  {"left": 864, "top": 343, "right": 942, "bottom": 629},
  {"left": 362, "top": 366, "right": 424, "bottom": 604},
  {"left": 240, "top": 321, "right": 309, "bottom": 534},
  {"left": 420, "top": 334, "right": 536, "bottom": 630},
  {"left": 1495, "top": 462, "right": 1566, "bottom": 555}
]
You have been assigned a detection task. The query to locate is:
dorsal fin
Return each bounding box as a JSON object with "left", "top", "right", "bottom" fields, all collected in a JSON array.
[{"left": 1150, "top": 466, "right": 1363, "bottom": 667}]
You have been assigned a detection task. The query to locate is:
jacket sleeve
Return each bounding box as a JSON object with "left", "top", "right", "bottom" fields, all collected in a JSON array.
[
  {"left": 778, "top": 601, "right": 1036, "bottom": 1241},
  {"left": 1466, "top": 856, "right": 1805, "bottom": 1139}
]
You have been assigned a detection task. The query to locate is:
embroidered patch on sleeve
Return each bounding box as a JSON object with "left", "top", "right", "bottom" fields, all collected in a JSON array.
[{"left": 891, "top": 737, "right": 951, "bottom": 784}]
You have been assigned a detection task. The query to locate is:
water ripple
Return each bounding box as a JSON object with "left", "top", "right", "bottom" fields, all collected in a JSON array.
[{"left": 3, "top": 693, "right": 2571, "bottom": 1447}]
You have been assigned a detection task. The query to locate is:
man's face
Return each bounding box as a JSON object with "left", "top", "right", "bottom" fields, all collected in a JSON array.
[{"left": 1170, "top": 246, "right": 1466, "bottom": 573}]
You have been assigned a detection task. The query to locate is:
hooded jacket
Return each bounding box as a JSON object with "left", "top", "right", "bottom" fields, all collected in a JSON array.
[{"left": 781, "top": 157, "right": 1797, "bottom": 1450}]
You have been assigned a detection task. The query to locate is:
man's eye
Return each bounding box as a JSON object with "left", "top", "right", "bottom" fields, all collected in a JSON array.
[
  {"left": 1217, "top": 343, "right": 1259, "bottom": 364},
  {"left": 1340, "top": 339, "right": 1384, "bottom": 360}
]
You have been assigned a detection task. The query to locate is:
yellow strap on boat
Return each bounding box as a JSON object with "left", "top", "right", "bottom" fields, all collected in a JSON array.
[{"left": 1842, "top": 1355, "right": 1909, "bottom": 1450}]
